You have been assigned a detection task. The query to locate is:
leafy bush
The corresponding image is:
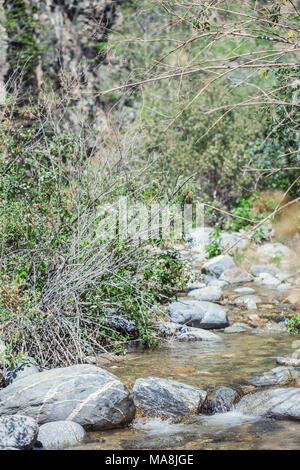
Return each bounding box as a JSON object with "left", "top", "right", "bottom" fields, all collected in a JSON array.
[
  {"left": 287, "top": 315, "right": 300, "bottom": 334},
  {"left": 205, "top": 226, "right": 223, "bottom": 259}
]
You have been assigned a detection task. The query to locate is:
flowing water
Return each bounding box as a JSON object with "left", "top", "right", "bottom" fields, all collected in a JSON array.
[{"left": 75, "top": 331, "right": 300, "bottom": 450}]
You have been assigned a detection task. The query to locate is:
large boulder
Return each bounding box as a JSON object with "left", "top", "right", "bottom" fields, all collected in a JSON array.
[
  {"left": 220, "top": 267, "right": 254, "bottom": 284},
  {"left": 245, "top": 366, "right": 298, "bottom": 387},
  {"left": 37, "top": 421, "right": 86, "bottom": 449},
  {"left": 0, "top": 415, "right": 38, "bottom": 450},
  {"left": 202, "top": 255, "right": 236, "bottom": 278},
  {"left": 187, "top": 286, "right": 222, "bottom": 302},
  {"left": 167, "top": 299, "right": 229, "bottom": 329},
  {"left": 0, "top": 364, "right": 135, "bottom": 431},
  {"left": 236, "top": 387, "right": 300, "bottom": 420},
  {"left": 133, "top": 377, "right": 206, "bottom": 417}
]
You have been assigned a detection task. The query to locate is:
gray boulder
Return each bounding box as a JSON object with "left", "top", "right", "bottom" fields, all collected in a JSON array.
[
  {"left": 203, "top": 386, "right": 239, "bottom": 414},
  {"left": 5, "top": 361, "right": 40, "bottom": 387},
  {"left": 224, "top": 322, "right": 253, "bottom": 334},
  {"left": 133, "top": 377, "right": 206, "bottom": 417},
  {"left": 187, "top": 286, "right": 222, "bottom": 302},
  {"left": 0, "top": 364, "right": 135, "bottom": 430},
  {"left": 177, "top": 326, "right": 222, "bottom": 342},
  {"left": 220, "top": 267, "right": 254, "bottom": 284},
  {"left": 245, "top": 366, "right": 297, "bottom": 387},
  {"left": 37, "top": 421, "right": 86, "bottom": 449},
  {"left": 168, "top": 299, "right": 229, "bottom": 329},
  {"left": 236, "top": 387, "right": 300, "bottom": 420},
  {"left": 202, "top": 255, "right": 236, "bottom": 278},
  {"left": 0, "top": 415, "right": 38, "bottom": 450}
]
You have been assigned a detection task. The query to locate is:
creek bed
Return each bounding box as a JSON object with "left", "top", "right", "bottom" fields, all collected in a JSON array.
[{"left": 74, "top": 331, "right": 300, "bottom": 450}]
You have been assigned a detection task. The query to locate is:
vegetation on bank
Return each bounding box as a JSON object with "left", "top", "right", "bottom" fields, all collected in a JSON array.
[{"left": 0, "top": 0, "right": 299, "bottom": 371}]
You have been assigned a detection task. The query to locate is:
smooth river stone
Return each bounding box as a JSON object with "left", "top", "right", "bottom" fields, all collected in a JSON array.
[
  {"left": 168, "top": 299, "right": 229, "bottom": 329},
  {"left": 236, "top": 387, "right": 300, "bottom": 420},
  {"left": 0, "top": 364, "right": 135, "bottom": 431},
  {"left": 133, "top": 376, "right": 207, "bottom": 418}
]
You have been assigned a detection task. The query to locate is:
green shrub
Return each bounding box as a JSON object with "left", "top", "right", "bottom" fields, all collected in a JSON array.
[{"left": 287, "top": 315, "right": 300, "bottom": 334}]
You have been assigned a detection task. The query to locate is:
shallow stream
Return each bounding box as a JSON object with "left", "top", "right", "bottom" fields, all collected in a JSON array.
[{"left": 76, "top": 331, "right": 300, "bottom": 450}]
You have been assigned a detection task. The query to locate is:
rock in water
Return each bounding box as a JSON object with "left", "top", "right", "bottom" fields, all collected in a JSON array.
[
  {"left": 276, "top": 357, "right": 300, "bottom": 367},
  {"left": 203, "top": 386, "right": 239, "bottom": 414},
  {"left": 202, "top": 255, "right": 236, "bottom": 278},
  {"left": 224, "top": 323, "right": 253, "bottom": 334},
  {"left": 167, "top": 299, "right": 229, "bottom": 329},
  {"left": 245, "top": 366, "right": 297, "bottom": 387},
  {"left": 236, "top": 387, "right": 300, "bottom": 420},
  {"left": 177, "top": 326, "right": 223, "bottom": 342},
  {"left": 133, "top": 377, "right": 206, "bottom": 418},
  {"left": 37, "top": 421, "right": 86, "bottom": 449},
  {"left": 0, "top": 364, "right": 135, "bottom": 430},
  {"left": 188, "top": 286, "right": 222, "bottom": 302},
  {"left": 0, "top": 415, "right": 38, "bottom": 450}
]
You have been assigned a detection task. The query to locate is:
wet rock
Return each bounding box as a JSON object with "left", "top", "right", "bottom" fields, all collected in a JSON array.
[
  {"left": 255, "top": 273, "right": 281, "bottom": 287},
  {"left": 168, "top": 300, "right": 229, "bottom": 329},
  {"left": 233, "top": 295, "right": 262, "bottom": 310},
  {"left": 202, "top": 255, "right": 236, "bottom": 278},
  {"left": 37, "top": 421, "right": 86, "bottom": 449},
  {"left": 220, "top": 267, "right": 254, "bottom": 284},
  {"left": 177, "top": 326, "right": 222, "bottom": 342},
  {"left": 0, "top": 365, "right": 135, "bottom": 430},
  {"left": 203, "top": 387, "right": 239, "bottom": 414},
  {"left": 234, "top": 287, "right": 255, "bottom": 295},
  {"left": 5, "top": 361, "right": 40, "bottom": 387},
  {"left": 276, "top": 357, "right": 300, "bottom": 367},
  {"left": 250, "top": 264, "right": 281, "bottom": 277},
  {"left": 224, "top": 323, "right": 253, "bottom": 334},
  {"left": 133, "top": 377, "right": 207, "bottom": 418},
  {"left": 188, "top": 286, "right": 222, "bottom": 302},
  {"left": 0, "top": 415, "right": 38, "bottom": 450},
  {"left": 245, "top": 366, "right": 297, "bottom": 387},
  {"left": 236, "top": 387, "right": 300, "bottom": 420}
]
